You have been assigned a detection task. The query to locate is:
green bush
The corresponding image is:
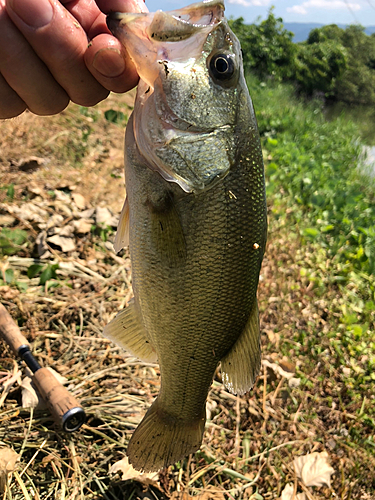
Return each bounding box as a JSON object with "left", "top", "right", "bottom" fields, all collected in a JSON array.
[{"left": 229, "top": 10, "right": 296, "bottom": 80}]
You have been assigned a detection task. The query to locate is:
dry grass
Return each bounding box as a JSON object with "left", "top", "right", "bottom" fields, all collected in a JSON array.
[{"left": 0, "top": 98, "right": 374, "bottom": 500}]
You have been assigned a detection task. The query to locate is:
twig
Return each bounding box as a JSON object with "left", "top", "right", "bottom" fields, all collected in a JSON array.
[
  {"left": 19, "top": 439, "right": 47, "bottom": 479},
  {"left": 237, "top": 440, "right": 307, "bottom": 465},
  {"left": 0, "top": 362, "right": 21, "bottom": 409},
  {"left": 19, "top": 408, "right": 34, "bottom": 459}
]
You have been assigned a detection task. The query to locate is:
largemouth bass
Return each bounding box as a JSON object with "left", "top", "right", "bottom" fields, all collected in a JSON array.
[{"left": 104, "top": 0, "right": 267, "bottom": 472}]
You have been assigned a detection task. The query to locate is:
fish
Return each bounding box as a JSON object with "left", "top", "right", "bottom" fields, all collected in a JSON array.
[{"left": 104, "top": 0, "right": 267, "bottom": 472}]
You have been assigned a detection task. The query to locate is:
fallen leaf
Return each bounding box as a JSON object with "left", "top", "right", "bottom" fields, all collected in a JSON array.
[
  {"left": 293, "top": 451, "right": 335, "bottom": 487},
  {"left": 288, "top": 377, "right": 301, "bottom": 388},
  {"left": 280, "top": 483, "right": 306, "bottom": 500},
  {"left": 27, "top": 184, "right": 43, "bottom": 196},
  {"left": 40, "top": 214, "right": 64, "bottom": 231},
  {"left": 46, "top": 234, "right": 76, "bottom": 253},
  {"left": 0, "top": 215, "right": 16, "bottom": 227},
  {"left": 21, "top": 368, "right": 68, "bottom": 410},
  {"left": 170, "top": 493, "right": 193, "bottom": 500},
  {"left": 262, "top": 359, "right": 295, "bottom": 379},
  {"left": 7, "top": 202, "right": 48, "bottom": 224},
  {"left": 21, "top": 376, "right": 44, "bottom": 409},
  {"left": 95, "top": 206, "right": 119, "bottom": 227},
  {"left": 197, "top": 485, "right": 225, "bottom": 500},
  {"left": 15, "top": 156, "right": 45, "bottom": 172},
  {"left": 278, "top": 359, "right": 296, "bottom": 373},
  {"left": 73, "top": 219, "right": 92, "bottom": 234},
  {"left": 72, "top": 193, "right": 86, "bottom": 210},
  {"left": 79, "top": 208, "right": 95, "bottom": 219},
  {"left": 109, "top": 456, "right": 159, "bottom": 486},
  {"left": 0, "top": 447, "right": 20, "bottom": 492},
  {"left": 54, "top": 190, "right": 71, "bottom": 203}
]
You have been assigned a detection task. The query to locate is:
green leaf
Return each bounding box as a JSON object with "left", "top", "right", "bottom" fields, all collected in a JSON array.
[
  {"left": 16, "top": 281, "right": 28, "bottom": 292},
  {"left": 7, "top": 184, "right": 15, "bottom": 199},
  {"left": 5, "top": 269, "right": 14, "bottom": 283},
  {"left": 266, "top": 162, "right": 278, "bottom": 175},
  {"left": 27, "top": 264, "right": 45, "bottom": 279},
  {"left": 301, "top": 227, "right": 319, "bottom": 238},
  {"left": 0, "top": 228, "right": 28, "bottom": 255},
  {"left": 104, "top": 109, "right": 127, "bottom": 125},
  {"left": 321, "top": 224, "right": 334, "bottom": 232},
  {"left": 267, "top": 137, "right": 278, "bottom": 147},
  {"left": 39, "top": 264, "right": 59, "bottom": 285}
]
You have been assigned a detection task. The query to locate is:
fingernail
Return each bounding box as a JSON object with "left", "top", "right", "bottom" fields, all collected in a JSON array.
[
  {"left": 93, "top": 48, "right": 126, "bottom": 78},
  {"left": 9, "top": 0, "right": 53, "bottom": 28}
]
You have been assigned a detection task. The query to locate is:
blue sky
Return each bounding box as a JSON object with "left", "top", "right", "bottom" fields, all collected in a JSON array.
[{"left": 146, "top": 0, "right": 375, "bottom": 26}]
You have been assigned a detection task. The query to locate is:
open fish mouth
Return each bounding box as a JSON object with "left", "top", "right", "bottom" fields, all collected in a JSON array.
[
  {"left": 107, "top": 0, "right": 224, "bottom": 43},
  {"left": 106, "top": 0, "right": 225, "bottom": 88},
  {"left": 107, "top": 0, "right": 238, "bottom": 193}
]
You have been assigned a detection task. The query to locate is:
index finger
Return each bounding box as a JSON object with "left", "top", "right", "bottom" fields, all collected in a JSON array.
[{"left": 94, "top": 0, "right": 148, "bottom": 15}]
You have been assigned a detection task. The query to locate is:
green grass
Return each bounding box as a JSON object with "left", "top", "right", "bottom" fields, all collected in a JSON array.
[{"left": 248, "top": 74, "right": 375, "bottom": 440}]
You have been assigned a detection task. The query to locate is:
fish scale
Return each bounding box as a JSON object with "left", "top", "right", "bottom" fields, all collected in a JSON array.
[{"left": 104, "top": 0, "right": 267, "bottom": 472}]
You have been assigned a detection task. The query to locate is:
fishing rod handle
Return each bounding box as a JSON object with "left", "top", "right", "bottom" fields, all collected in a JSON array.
[
  {"left": 32, "top": 367, "right": 86, "bottom": 432},
  {"left": 0, "top": 302, "right": 30, "bottom": 354}
]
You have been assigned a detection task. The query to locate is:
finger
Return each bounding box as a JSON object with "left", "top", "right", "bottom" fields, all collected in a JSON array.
[
  {"left": 0, "top": 72, "right": 26, "bottom": 119},
  {"left": 59, "top": 0, "right": 109, "bottom": 38},
  {"left": 84, "top": 34, "right": 139, "bottom": 93},
  {"left": 0, "top": 5, "right": 70, "bottom": 116},
  {"left": 84, "top": 0, "right": 147, "bottom": 92},
  {"left": 60, "top": 0, "right": 145, "bottom": 92},
  {"left": 95, "top": 0, "right": 148, "bottom": 15},
  {"left": 6, "top": 0, "right": 109, "bottom": 107}
]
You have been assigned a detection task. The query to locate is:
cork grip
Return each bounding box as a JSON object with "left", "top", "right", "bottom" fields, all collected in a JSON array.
[
  {"left": 0, "top": 302, "right": 30, "bottom": 353},
  {"left": 0, "top": 301, "right": 86, "bottom": 432},
  {"left": 33, "top": 368, "right": 85, "bottom": 432}
]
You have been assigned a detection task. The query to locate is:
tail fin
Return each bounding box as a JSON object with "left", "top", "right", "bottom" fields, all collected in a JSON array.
[{"left": 127, "top": 397, "right": 206, "bottom": 472}]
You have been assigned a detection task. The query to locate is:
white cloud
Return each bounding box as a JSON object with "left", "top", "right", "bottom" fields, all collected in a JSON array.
[
  {"left": 228, "top": 0, "right": 271, "bottom": 7},
  {"left": 288, "top": 5, "right": 308, "bottom": 14},
  {"left": 287, "top": 0, "right": 361, "bottom": 16}
]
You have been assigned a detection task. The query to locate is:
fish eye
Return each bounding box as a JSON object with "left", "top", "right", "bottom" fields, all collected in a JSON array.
[{"left": 209, "top": 53, "right": 235, "bottom": 81}]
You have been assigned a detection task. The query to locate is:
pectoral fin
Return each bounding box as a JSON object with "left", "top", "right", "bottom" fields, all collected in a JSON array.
[
  {"left": 149, "top": 194, "right": 187, "bottom": 267},
  {"left": 103, "top": 300, "right": 157, "bottom": 363},
  {"left": 114, "top": 196, "right": 129, "bottom": 253},
  {"left": 221, "top": 301, "right": 261, "bottom": 395}
]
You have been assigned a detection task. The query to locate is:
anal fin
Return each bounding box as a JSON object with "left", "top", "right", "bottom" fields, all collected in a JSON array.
[
  {"left": 221, "top": 300, "right": 261, "bottom": 395},
  {"left": 114, "top": 196, "right": 129, "bottom": 253},
  {"left": 103, "top": 300, "right": 157, "bottom": 363}
]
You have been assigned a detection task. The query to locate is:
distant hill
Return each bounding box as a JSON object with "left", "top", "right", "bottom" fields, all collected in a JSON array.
[{"left": 283, "top": 22, "right": 375, "bottom": 42}]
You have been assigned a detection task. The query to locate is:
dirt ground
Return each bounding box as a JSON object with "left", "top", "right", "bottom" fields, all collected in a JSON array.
[{"left": 0, "top": 96, "right": 374, "bottom": 500}]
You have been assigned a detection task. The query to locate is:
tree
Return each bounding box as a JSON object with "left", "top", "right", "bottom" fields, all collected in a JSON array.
[
  {"left": 334, "top": 25, "right": 375, "bottom": 104},
  {"left": 294, "top": 38, "right": 347, "bottom": 96},
  {"left": 229, "top": 9, "right": 296, "bottom": 80}
]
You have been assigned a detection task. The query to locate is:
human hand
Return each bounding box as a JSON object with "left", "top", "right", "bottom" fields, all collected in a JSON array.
[{"left": 0, "top": 0, "right": 147, "bottom": 119}]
